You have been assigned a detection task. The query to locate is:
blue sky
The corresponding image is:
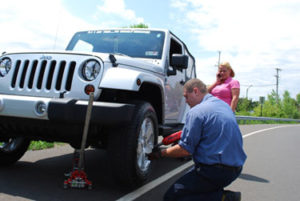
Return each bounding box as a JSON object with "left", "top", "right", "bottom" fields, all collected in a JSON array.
[{"left": 1, "top": 0, "right": 300, "bottom": 101}]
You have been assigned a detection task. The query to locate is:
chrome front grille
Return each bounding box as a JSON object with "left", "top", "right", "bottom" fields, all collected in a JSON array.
[{"left": 11, "top": 59, "right": 76, "bottom": 92}]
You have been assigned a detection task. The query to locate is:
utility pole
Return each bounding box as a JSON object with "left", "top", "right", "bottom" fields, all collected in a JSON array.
[
  {"left": 217, "top": 51, "right": 221, "bottom": 67},
  {"left": 275, "top": 68, "right": 281, "bottom": 102}
]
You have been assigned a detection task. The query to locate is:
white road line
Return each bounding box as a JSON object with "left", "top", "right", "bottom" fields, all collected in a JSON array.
[
  {"left": 115, "top": 161, "right": 193, "bottom": 201},
  {"left": 242, "top": 124, "right": 300, "bottom": 139},
  {"left": 116, "top": 124, "right": 300, "bottom": 201}
]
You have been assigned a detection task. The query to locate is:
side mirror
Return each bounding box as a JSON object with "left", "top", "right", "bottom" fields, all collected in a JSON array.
[{"left": 170, "top": 54, "right": 188, "bottom": 69}]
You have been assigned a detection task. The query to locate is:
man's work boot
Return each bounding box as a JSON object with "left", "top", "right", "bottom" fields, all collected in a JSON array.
[{"left": 222, "top": 190, "right": 241, "bottom": 201}]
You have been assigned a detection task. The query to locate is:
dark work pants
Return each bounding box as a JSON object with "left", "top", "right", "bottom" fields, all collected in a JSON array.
[{"left": 163, "top": 165, "right": 242, "bottom": 201}]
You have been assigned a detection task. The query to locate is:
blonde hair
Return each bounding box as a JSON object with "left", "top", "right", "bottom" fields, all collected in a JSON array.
[
  {"left": 219, "top": 61, "right": 235, "bottom": 77},
  {"left": 184, "top": 78, "right": 207, "bottom": 94}
]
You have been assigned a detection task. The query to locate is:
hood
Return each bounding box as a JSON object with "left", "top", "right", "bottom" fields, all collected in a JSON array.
[{"left": 110, "top": 54, "right": 164, "bottom": 74}]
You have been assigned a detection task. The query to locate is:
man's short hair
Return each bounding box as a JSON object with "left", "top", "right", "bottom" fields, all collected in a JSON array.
[{"left": 184, "top": 78, "right": 207, "bottom": 94}]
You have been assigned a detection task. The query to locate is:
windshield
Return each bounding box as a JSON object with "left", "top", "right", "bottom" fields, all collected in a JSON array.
[{"left": 66, "top": 30, "right": 165, "bottom": 59}]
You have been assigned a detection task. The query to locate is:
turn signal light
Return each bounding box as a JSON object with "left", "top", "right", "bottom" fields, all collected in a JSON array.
[{"left": 85, "top": 85, "right": 95, "bottom": 95}]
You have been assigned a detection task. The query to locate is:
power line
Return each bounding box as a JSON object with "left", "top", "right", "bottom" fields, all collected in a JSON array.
[
  {"left": 241, "top": 84, "right": 275, "bottom": 98},
  {"left": 241, "top": 84, "right": 275, "bottom": 87}
]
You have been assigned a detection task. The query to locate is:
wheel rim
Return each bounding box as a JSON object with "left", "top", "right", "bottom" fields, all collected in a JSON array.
[
  {"left": 137, "top": 117, "right": 155, "bottom": 173},
  {"left": 0, "top": 137, "right": 24, "bottom": 152}
]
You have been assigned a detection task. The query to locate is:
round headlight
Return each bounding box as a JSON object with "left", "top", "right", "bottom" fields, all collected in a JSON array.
[
  {"left": 82, "top": 60, "right": 101, "bottom": 81},
  {"left": 0, "top": 58, "right": 12, "bottom": 77}
]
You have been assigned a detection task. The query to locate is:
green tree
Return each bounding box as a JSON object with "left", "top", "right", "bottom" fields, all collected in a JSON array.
[
  {"left": 296, "top": 93, "right": 300, "bottom": 109},
  {"left": 129, "top": 23, "right": 149, "bottom": 28},
  {"left": 282, "top": 91, "right": 300, "bottom": 118},
  {"left": 253, "top": 90, "right": 283, "bottom": 117},
  {"left": 236, "top": 98, "right": 258, "bottom": 115},
  {"left": 267, "top": 90, "right": 279, "bottom": 105},
  {"left": 252, "top": 90, "right": 300, "bottom": 119}
]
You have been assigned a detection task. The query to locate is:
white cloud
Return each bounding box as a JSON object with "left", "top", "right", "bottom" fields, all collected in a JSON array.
[
  {"left": 170, "top": 0, "right": 189, "bottom": 11},
  {"left": 171, "top": 0, "right": 300, "bottom": 99},
  {"left": 0, "top": 0, "right": 96, "bottom": 52},
  {"left": 0, "top": 0, "right": 145, "bottom": 51},
  {"left": 95, "top": 0, "right": 144, "bottom": 27},
  {"left": 1, "top": 0, "right": 299, "bottom": 100}
]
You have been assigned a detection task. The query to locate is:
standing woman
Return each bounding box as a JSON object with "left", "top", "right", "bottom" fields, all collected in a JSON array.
[{"left": 208, "top": 62, "right": 240, "bottom": 112}]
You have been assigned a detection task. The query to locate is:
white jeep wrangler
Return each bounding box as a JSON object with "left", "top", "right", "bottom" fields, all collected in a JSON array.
[{"left": 0, "top": 28, "right": 196, "bottom": 187}]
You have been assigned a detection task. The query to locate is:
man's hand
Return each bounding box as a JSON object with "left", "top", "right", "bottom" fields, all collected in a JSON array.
[
  {"left": 147, "top": 148, "right": 163, "bottom": 160},
  {"left": 147, "top": 144, "right": 190, "bottom": 160}
]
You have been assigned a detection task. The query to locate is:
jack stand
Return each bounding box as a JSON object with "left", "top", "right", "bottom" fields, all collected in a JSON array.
[
  {"left": 63, "top": 150, "right": 92, "bottom": 189},
  {"left": 64, "top": 92, "right": 94, "bottom": 190}
]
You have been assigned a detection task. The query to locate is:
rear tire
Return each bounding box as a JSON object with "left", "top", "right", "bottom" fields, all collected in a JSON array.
[
  {"left": 108, "top": 101, "right": 158, "bottom": 187},
  {"left": 0, "top": 137, "right": 30, "bottom": 166}
]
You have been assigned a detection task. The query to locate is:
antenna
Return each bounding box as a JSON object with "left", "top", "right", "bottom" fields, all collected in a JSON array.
[{"left": 53, "top": 7, "right": 62, "bottom": 50}]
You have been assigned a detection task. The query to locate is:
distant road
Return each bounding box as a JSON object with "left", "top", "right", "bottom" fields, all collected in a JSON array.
[{"left": 0, "top": 124, "right": 299, "bottom": 201}]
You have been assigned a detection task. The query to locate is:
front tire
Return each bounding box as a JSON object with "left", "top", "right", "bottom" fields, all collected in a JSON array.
[
  {"left": 108, "top": 101, "right": 158, "bottom": 187},
  {"left": 0, "top": 137, "right": 30, "bottom": 166}
]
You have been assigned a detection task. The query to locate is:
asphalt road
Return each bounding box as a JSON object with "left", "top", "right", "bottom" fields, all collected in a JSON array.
[
  {"left": 230, "top": 124, "right": 300, "bottom": 201},
  {"left": 0, "top": 124, "right": 300, "bottom": 201}
]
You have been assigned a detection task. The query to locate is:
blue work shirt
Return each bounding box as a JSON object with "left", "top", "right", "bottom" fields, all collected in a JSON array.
[{"left": 179, "top": 94, "right": 247, "bottom": 167}]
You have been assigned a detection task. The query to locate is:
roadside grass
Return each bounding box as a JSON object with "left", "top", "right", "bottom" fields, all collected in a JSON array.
[
  {"left": 28, "top": 141, "right": 65, "bottom": 150},
  {"left": 0, "top": 141, "right": 61, "bottom": 150},
  {"left": 237, "top": 120, "right": 298, "bottom": 125}
]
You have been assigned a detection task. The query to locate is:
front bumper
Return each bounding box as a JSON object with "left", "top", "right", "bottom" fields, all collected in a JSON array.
[{"left": 0, "top": 94, "right": 135, "bottom": 125}]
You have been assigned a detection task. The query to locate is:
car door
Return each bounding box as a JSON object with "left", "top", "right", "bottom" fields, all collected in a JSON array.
[{"left": 164, "top": 36, "right": 187, "bottom": 123}]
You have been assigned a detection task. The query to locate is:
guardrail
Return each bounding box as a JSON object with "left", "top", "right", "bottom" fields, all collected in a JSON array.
[{"left": 236, "top": 115, "right": 300, "bottom": 123}]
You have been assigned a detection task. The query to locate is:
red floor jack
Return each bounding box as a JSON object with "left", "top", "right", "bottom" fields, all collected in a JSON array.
[{"left": 64, "top": 92, "right": 94, "bottom": 190}]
